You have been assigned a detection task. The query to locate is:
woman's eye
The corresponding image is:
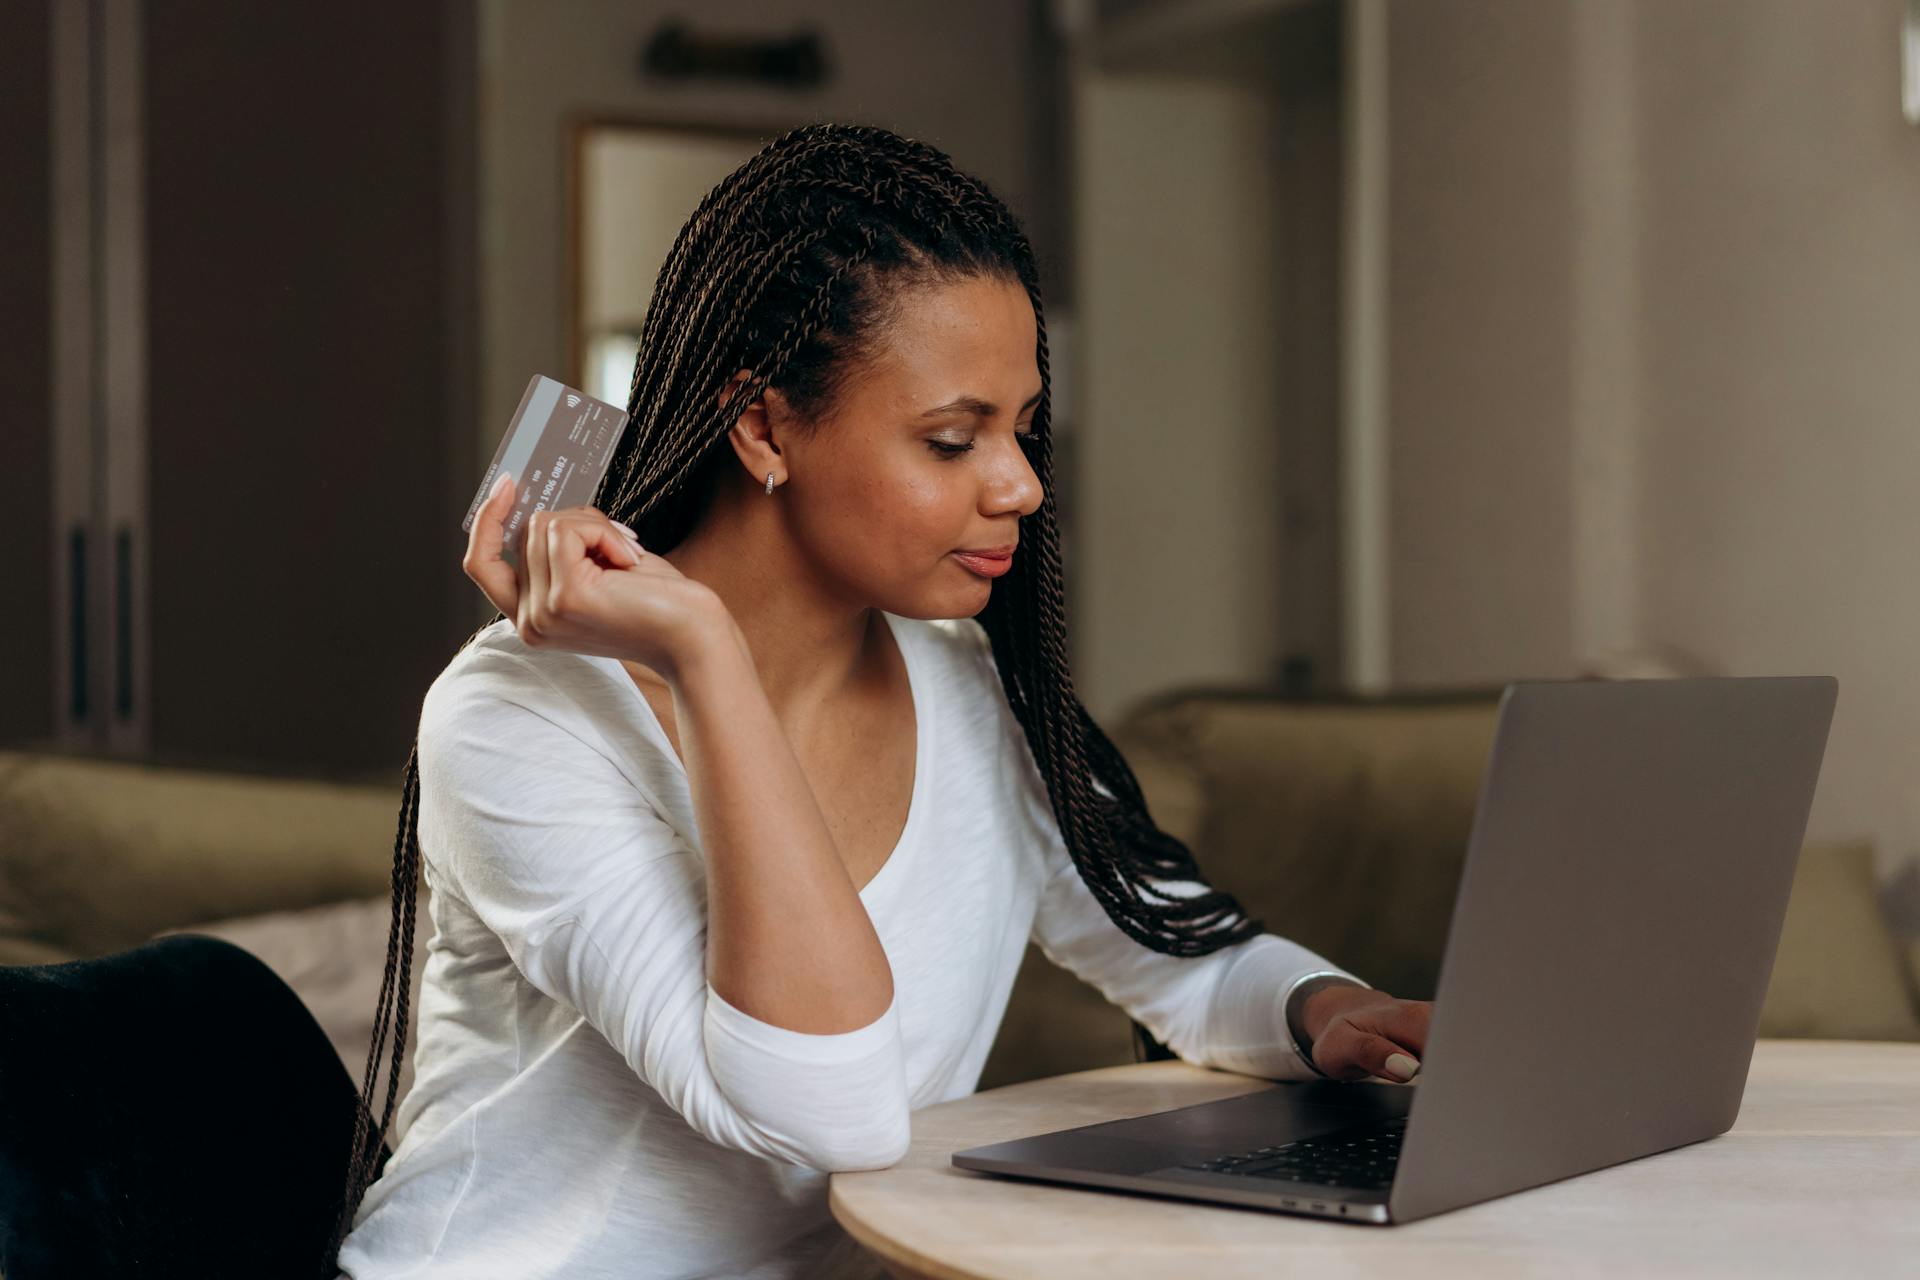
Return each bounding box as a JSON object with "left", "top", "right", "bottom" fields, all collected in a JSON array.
[{"left": 927, "top": 430, "right": 1041, "bottom": 460}]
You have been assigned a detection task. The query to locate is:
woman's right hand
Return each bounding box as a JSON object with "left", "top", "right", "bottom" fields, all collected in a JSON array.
[{"left": 462, "top": 471, "right": 727, "bottom": 681}]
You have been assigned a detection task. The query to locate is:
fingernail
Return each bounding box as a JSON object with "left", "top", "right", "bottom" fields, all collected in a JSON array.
[
  {"left": 492, "top": 472, "right": 513, "bottom": 499},
  {"left": 612, "top": 519, "right": 637, "bottom": 538},
  {"left": 1384, "top": 1052, "right": 1419, "bottom": 1081}
]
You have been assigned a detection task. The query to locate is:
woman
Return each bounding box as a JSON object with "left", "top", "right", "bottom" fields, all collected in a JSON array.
[{"left": 329, "top": 122, "right": 1431, "bottom": 1279}]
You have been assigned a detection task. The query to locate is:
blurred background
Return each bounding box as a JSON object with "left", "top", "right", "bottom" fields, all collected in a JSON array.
[{"left": 4, "top": 0, "right": 1919, "bottom": 1093}]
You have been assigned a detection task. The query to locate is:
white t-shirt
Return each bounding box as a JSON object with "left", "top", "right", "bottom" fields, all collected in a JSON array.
[{"left": 335, "top": 610, "right": 1365, "bottom": 1280}]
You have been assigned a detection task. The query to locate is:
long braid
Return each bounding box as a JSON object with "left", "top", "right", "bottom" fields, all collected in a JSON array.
[{"left": 324, "top": 120, "right": 1260, "bottom": 1273}]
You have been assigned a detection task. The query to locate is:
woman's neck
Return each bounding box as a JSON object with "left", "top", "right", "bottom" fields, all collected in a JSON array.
[{"left": 658, "top": 504, "right": 882, "bottom": 722}]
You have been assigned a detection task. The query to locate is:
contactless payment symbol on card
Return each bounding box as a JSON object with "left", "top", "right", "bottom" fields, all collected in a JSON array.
[{"left": 464, "top": 375, "right": 631, "bottom": 569}]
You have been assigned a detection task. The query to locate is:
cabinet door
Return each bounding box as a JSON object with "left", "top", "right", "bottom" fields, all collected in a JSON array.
[
  {"left": 0, "top": 0, "right": 55, "bottom": 748},
  {"left": 141, "top": 0, "right": 477, "bottom": 778}
]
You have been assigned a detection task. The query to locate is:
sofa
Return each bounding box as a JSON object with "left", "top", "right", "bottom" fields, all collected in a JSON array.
[{"left": 3, "top": 684, "right": 1917, "bottom": 1114}]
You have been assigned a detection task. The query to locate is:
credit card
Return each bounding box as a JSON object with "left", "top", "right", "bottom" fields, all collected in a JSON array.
[{"left": 463, "top": 374, "right": 631, "bottom": 569}]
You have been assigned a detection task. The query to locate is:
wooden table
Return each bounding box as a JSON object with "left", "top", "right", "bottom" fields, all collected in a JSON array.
[{"left": 829, "top": 1040, "right": 1919, "bottom": 1279}]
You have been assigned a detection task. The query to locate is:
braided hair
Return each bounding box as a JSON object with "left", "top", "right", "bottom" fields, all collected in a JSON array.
[{"left": 324, "top": 120, "right": 1267, "bottom": 1270}]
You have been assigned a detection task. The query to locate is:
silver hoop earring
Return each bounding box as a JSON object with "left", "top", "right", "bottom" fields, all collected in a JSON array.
[{"left": 765, "top": 472, "right": 775, "bottom": 495}]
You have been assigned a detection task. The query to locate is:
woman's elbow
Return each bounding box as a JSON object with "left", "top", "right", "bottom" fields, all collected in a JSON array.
[{"left": 803, "top": 1109, "right": 913, "bottom": 1173}]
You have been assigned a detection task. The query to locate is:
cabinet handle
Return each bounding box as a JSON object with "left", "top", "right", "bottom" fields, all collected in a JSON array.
[
  {"left": 68, "top": 523, "right": 88, "bottom": 723},
  {"left": 115, "top": 524, "right": 133, "bottom": 721}
]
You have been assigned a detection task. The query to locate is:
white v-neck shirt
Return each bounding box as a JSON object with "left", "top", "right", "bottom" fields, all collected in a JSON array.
[{"left": 335, "top": 611, "right": 1365, "bottom": 1280}]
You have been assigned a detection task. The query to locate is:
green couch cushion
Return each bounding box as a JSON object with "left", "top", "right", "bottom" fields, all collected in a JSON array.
[
  {"left": 0, "top": 750, "right": 406, "bottom": 964},
  {"left": 1759, "top": 838, "right": 1920, "bottom": 1041},
  {"left": 1112, "top": 695, "right": 1501, "bottom": 1002}
]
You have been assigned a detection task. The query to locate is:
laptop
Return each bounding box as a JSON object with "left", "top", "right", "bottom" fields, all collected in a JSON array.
[{"left": 953, "top": 675, "right": 1838, "bottom": 1225}]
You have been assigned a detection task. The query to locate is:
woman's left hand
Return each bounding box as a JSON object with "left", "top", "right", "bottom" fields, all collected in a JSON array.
[{"left": 1299, "top": 985, "right": 1432, "bottom": 1083}]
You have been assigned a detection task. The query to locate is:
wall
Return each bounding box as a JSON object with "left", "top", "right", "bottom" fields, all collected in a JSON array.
[
  {"left": 1074, "top": 72, "right": 1288, "bottom": 723},
  {"left": 1633, "top": 0, "right": 1920, "bottom": 869},
  {"left": 1384, "top": 0, "right": 1578, "bottom": 690},
  {"left": 1378, "top": 0, "right": 1920, "bottom": 870},
  {"left": 1070, "top": 0, "right": 1343, "bottom": 723}
]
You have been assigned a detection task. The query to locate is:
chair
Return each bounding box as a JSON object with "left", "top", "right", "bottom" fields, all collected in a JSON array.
[{"left": 0, "top": 933, "right": 389, "bottom": 1279}]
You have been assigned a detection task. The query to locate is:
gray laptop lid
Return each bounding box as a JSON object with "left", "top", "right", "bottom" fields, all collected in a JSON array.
[{"left": 1388, "top": 676, "right": 1837, "bottom": 1223}]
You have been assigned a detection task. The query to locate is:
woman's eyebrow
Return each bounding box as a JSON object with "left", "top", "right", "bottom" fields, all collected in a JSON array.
[{"left": 918, "top": 388, "right": 1045, "bottom": 418}]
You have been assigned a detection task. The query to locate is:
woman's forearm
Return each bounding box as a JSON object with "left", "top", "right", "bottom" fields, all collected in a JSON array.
[{"left": 666, "top": 613, "right": 895, "bottom": 1035}]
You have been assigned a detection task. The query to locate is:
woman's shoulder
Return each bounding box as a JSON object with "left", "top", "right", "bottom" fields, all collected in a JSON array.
[
  {"left": 420, "top": 617, "right": 615, "bottom": 737},
  {"left": 413, "top": 621, "right": 691, "bottom": 827}
]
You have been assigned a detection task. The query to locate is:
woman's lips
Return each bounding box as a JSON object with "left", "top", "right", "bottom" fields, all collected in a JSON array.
[{"left": 952, "top": 550, "right": 1014, "bottom": 578}]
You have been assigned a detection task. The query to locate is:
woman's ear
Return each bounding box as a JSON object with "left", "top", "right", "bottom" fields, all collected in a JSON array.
[{"left": 718, "top": 368, "right": 786, "bottom": 485}]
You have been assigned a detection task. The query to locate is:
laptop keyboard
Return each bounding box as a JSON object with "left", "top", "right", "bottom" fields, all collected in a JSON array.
[{"left": 1177, "top": 1116, "right": 1407, "bottom": 1191}]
